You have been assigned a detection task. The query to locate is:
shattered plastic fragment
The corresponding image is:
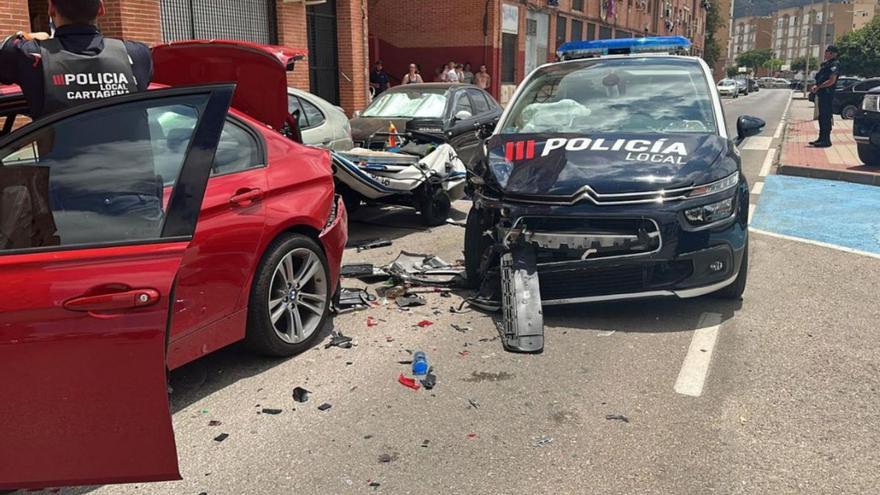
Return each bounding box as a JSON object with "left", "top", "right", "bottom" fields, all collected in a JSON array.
[
  {"left": 261, "top": 408, "right": 283, "bottom": 415},
  {"left": 417, "top": 320, "right": 433, "bottom": 328},
  {"left": 396, "top": 294, "right": 427, "bottom": 308},
  {"left": 468, "top": 398, "right": 480, "bottom": 409},
  {"left": 605, "top": 414, "right": 630, "bottom": 423},
  {"left": 420, "top": 372, "right": 437, "bottom": 390},
  {"left": 208, "top": 420, "right": 222, "bottom": 426},
  {"left": 451, "top": 324, "right": 470, "bottom": 333},
  {"left": 292, "top": 387, "right": 310, "bottom": 403},
  {"left": 534, "top": 435, "right": 554, "bottom": 447},
  {"left": 213, "top": 433, "right": 229, "bottom": 442},
  {"left": 367, "top": 316, "right": 378, "bottom": 327},
  {"left": 467, "top": 432, "right": 477, "bottom": 439},
  {"left": 325, "top": 331, "right": 354, "bottom": 349},
  {"left": 398, "top": 373, "right": 421, "bottom": 390},
  {"left": 318, "top": 403, "right": 332, "bottom": 411}
]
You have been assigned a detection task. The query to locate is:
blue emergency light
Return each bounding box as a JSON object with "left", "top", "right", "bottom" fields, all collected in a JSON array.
[{"left": 557, "top": 36, "right": 692, "bottom": 60}]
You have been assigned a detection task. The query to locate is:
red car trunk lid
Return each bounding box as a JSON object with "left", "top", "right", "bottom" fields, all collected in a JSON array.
[{"left": 152, "top": 40, "right": 306, "bottom": 131}]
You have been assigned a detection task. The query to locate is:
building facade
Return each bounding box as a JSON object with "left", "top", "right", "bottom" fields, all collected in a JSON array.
[
  {"left": 770, "top": 0, "right": 876, "bottom": 70},
  {"left": 368, "top": 0, "right": 709, "bottom": 104},
  {"left": 730, "top": 15, "right": 772, "bottom": 58},
  {"left": 2, "top": 0, "right": 371, "bottom": 114}
]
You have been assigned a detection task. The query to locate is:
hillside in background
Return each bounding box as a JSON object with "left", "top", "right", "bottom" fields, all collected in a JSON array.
[{"left": 733, "top": 0, "right": 844, "bottom": 18}]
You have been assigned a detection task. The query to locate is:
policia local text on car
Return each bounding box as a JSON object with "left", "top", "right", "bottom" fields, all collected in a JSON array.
[{"left": 0, "top": 0, "right": 152, "bottom": 118}]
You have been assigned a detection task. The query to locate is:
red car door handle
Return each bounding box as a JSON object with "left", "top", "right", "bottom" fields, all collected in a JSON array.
[
  {"left": 63, "top": 289, "right": 160, "bottom": 312},
  {"left": 229, "top": 188, "right": 263, "bottom": 206}
]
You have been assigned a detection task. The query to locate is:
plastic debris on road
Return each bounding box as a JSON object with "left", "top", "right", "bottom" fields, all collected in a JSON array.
[
  {"left": 386, "top": 251, "right": 464, "bottom": 286},
  {"left": 398, "top": 373, "right": 421, "bottom": 390},
  {"left": 416, "top": 320, "right": 433, "bottom": 328},
  {"left": 213, "top": 433, "right": 229, "bottom": 442},
  {"left": 261, "top": 408, "right": 283, "bottom": 415},
  {"left": 292, "top": 387, "right": 310, "bottom": 403},
  {"left": 605, "top": 414, "right": 630, "bottom": 423},
  {"left": 396, "top": 294, "right": 427, "bottom": 308},
  {"left": 350, "top": 238, "right": 393, "bottom": 252},
  {"left": 208, "top": 420, "right": 222, "bottom": 426},
  {"left": 318, "top": 403, "right": 333, "bottom": 411},
  {"left": 335, "top": 288, "right": 376, "bottom": 313},
  {"left": 534, "top": 435, "right": 554, "bottom": 447},
  {"left": 367, "top": 316, "right": 379, "bottom": 327},
  {"left": 325, "top": 331, "right": 354, "bottom": 349}
]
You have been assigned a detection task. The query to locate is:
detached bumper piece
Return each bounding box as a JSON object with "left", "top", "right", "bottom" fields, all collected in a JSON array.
[{"left": 500, "top": 245, "right": 544, "bottom": 353}]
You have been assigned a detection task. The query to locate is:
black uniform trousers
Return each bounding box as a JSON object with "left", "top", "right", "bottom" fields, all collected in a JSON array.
[{"left": 817, "top": 92, "right": 834, "bottom": 142}]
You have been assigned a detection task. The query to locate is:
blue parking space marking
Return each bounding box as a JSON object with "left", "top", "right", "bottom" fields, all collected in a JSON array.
[{"left": 751, "top": 175, "right": 880, "bottom": 255}]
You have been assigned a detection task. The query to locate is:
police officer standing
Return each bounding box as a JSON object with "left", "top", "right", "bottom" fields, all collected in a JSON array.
[
  {"left": 809, "top": 45, "right": 840, "bottom": 148},
  {"left": 0, "top": 0, "right": 152, "bottom": 119}
]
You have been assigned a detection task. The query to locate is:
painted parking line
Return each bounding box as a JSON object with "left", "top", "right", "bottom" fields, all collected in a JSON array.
[
  {"left": 758, "top": 149, "right": 776, "bottom": 177},
  {"left": 748, "top": 203, "right": 756, "bottom": 224},
  {"left": 751, "top": 181, "right": 764, "bottom": 195},
  {"left": 674, "top": 312, "right": 723, "bottom": 397},
  {"left": 773, "top": 92, "right": 794, "bottom": 139},
  {"left": 742, "top": 136, "right": 773, "bottom": 150},
  {"left": 750, "top": 228, "right": 880, "bottom": 261}
]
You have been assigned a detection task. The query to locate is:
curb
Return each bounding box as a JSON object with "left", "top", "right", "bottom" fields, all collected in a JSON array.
[{"left": 778, "top": 163, "right": 880, "bottom": 186}]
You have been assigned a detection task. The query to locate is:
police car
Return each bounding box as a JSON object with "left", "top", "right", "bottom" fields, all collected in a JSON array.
[{"left": 464, "top": 37, "right": 765, "bottom": 353}]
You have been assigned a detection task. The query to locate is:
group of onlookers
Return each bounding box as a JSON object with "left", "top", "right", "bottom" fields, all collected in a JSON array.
[{"left": 370, "top": 59, "right": 492, "bottom": 96}]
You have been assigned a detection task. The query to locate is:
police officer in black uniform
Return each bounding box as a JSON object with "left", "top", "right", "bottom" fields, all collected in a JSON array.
[
  {"left": 810, "top": 45, "right": 841, "bottom": 148},
  {"left": 0, "top": 0, "right": 152, "bottom": 119}
]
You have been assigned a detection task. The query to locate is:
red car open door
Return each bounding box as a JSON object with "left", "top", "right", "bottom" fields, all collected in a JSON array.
[{"left": 0, "top": 85, "right": 234, "bottom": 490}]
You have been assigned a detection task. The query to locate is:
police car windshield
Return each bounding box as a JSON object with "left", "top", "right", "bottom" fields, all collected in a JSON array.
[
  {"left": 500, "top": 57, "right": 717, "bottom": 135},
  {"left": 361, "top": 88, "right": 448, "bottom": 118}
]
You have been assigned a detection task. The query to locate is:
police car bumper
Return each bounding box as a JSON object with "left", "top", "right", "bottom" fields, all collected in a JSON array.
[{"left": 481, "top": 182, "right": 749, "bottom": 305}]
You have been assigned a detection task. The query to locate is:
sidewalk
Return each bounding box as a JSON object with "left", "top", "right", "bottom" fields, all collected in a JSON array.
[{"left": 778, "top": 96, "right": 880, "bottom": 186}]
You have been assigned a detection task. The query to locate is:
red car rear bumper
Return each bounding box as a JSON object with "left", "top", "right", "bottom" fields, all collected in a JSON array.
[{"left": 319, "top": 195, "right": 348, "bottom": 294}]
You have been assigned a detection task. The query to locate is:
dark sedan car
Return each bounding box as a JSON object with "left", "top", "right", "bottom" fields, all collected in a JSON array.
[
  {"left": 834, "top": 78, "right": 880, "bottom": 119},
  {"left": 350, "top": 83, "right": 502, "bottom": 166},
  {"left": 854, "top": 86, "right": 880, "bottom": 166}
]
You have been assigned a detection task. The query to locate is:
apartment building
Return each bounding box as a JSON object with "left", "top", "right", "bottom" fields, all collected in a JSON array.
[
  {"left": 771, "top": 0, "right": 877, "bottom": 69},
  {"left": 730, "top": 15, "right": 773, "bottom": 58},
  {"left": 368, "top": 0, "right": 709, "bottom": 103}
]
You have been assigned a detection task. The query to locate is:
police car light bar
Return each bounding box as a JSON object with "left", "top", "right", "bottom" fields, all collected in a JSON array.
[{"left": 557, "top": 36, "right": 692, "bottom": 60}]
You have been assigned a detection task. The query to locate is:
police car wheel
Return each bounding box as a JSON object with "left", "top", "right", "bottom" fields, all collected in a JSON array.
[
  {"left": 245, "top": 234, "right": 331, "bottom": 356},
  {"left": 420, "top": 186, "right": 451, "bottom": 226},
  {"left": 464, "top": 206, "right": 495, "bottom": 288},
  {"left": 716, "top": 240, "right": 748, "bottom": 299},
  {"left": 857, "top": 143, "right": 880, "bottom": 166},
  {"left": 841, "top": 105, "right": 858, "bottom": 120}
]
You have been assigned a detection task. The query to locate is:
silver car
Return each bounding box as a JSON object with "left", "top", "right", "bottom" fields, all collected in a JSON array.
[{"left": 287, "top": 88, "right": 354, "bottom": 151}]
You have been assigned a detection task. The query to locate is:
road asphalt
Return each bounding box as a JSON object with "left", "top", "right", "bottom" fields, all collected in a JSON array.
[{"left": 56, "top": 89, "right": 879, "bottom": 495}]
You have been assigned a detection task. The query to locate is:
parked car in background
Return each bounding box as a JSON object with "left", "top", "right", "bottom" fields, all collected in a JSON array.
[
  {"left": 834, "top": 78, "right": 880, "bottom": 120},
  {"left": 808, "top": 76, "right": 862, "bottom": 105},
  {"left": 735, "top": 78, "right": 749, "bottom": 95},
  {"left": 287, "top": 87, "right": 353, "bottom": 151},
  {"left": 350, "top": 83, "right": 502, "bottom": 167},
  {"left": 717, "top": 79, "right": 739, "bottom": 97},
  {"left": 0, "top": 40, "right": 347, "bottom": 490},
  {"left": 791, "top": 79, "right": 814, "bottom": 91},
  {"left": 770, "top": 78, "right": 790, "bottom": 88},
  {"left": 854, "top": 86, "right": 880, "bottom": 166},
  {"left": 747, "top": 78, "right": 759, "bottom": 93}
]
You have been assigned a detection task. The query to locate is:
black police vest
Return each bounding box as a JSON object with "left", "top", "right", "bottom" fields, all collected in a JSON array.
[{"left": 38, "top": 37, "right": 138, "bottom": 116}]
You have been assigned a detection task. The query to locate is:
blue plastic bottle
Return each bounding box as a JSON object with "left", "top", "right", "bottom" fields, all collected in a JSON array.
[{"left": 411, "top": 351, "right": 429, "bottom": 378}]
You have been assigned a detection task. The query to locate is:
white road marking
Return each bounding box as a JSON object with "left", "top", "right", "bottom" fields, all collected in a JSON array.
[
  {"left": 773, "top": 92, "right": 794, "bottom": 139},
  {"left": 742, "top": 136, "right": 773, "bottom": 150},
  {"left": 597, "top": 330, "right": 616, "bottom": 337},
  {"left": 758, "top": 149, "right": 776, "bottom": 177},
  {"left": 674, "top": 312, "right": 723, "bottom": 397},
  {"left": 748, "top": 204, "right": 756, "bottom": 224},
  {"left": 749, "top": 228, "right": 880, "bottom": 261},
  {"left": 751, "top": 181, "right": 764, "bottom": 195}
]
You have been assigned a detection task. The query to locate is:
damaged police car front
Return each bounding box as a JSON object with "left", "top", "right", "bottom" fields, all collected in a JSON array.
[{"left": 464, "top": 37, "right": 765, "bottom": 353}]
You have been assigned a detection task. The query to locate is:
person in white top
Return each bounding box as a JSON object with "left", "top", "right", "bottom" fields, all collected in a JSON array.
[{"left": 445, "top": 61, "right": 460, "bottom": 83}]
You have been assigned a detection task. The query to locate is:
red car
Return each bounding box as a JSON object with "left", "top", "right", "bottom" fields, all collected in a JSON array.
[{"left": 0, "top": 41, "right": 346, "bottom": 490}]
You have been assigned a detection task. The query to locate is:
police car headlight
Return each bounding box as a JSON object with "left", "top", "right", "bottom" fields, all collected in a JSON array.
[
  {"left": 686, "top": 172, "right": 739, "bottom": 198},
  {"left": 685, "top": 197, "right": 735, "bottom": 225}
]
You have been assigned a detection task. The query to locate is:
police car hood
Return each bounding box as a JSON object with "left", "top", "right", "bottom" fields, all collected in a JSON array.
[
  {"left": 485, "top": 133, "right": 731, "bottom": 197},
  {"left": 152, "top": 41, "right": 306, "bottom": 130}
]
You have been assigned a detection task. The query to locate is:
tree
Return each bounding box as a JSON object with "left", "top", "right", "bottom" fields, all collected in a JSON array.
[
  {"left": 791, "top": 56, "right": 819, "bottom": 73},
  {"left": 726, "top": 66, "right": 739, "bottom": 78},
  {"left": 837, "top": 17, "right": 880, "bottom": 77},
  {"left": 701, "top": 2, "right": 724, "bottom": 69},
  {"left": 764, "top": 58, "right": 784, "bottom": 73},
  {"left": 736, "top": 49, "right": 774, "bottom": 72}
]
